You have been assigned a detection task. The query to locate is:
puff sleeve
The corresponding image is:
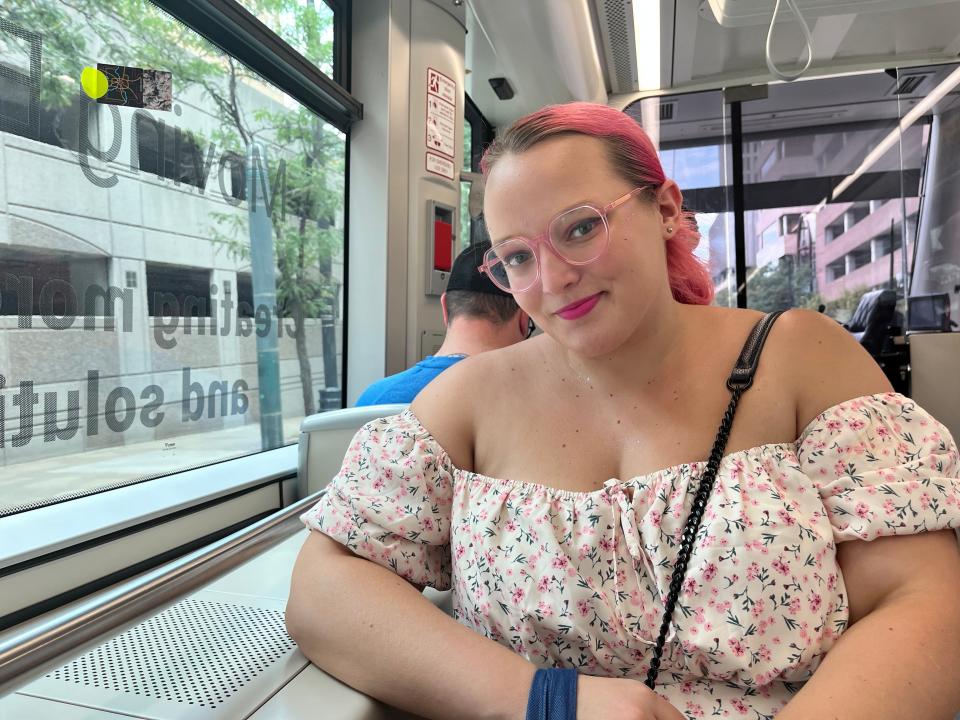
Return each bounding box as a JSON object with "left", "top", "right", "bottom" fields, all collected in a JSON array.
[
  {"left": 299, "top": 410, "right": 455, "bottom": 589},
  {"left": 796, "top": 392, "right": 960, "bottom": 542}
]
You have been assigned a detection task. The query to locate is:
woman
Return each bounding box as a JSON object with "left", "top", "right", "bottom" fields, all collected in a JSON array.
[{"left": 287, "top": 102, "right": 960, "bottom": 720}]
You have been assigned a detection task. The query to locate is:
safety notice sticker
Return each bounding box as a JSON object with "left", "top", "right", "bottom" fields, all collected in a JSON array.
[
  {"left": 426, "top": 93, "right": 456, "bottom": 158},
  {"left": 427, "top": 67, "right": 456, "bottom": 105},
  {"left": 426, "top": 152, "right": 455, "bottom": 180}
]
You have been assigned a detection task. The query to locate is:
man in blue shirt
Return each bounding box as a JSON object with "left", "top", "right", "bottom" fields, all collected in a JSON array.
[{"left": 356, "top": 239, "right": 531, "bottom": 405}]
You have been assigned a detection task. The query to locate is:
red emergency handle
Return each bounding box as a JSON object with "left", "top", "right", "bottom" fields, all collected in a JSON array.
[{"left": 433, "top": 219, "right": 453, "bottom": 271}]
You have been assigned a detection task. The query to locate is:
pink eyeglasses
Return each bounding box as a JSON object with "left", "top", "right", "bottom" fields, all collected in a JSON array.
[{"left": 478, "top": 186, "right": 650, "bottom": 293}]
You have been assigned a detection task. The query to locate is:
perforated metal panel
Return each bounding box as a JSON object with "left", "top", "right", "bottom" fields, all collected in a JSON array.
[
  {"left": 48, "top": 599, "right": 293, "bottom": 708},
  {"left": 19, "top": 591, "right": 306, "bottom": 720},
  {"left": 596, "top": 0, "right": 639, "bottom": 94}
]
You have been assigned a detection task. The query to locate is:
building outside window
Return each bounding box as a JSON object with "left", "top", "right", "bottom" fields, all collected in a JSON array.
[{"left": 0, "top": 0, "right": 349, "bottom": 514}]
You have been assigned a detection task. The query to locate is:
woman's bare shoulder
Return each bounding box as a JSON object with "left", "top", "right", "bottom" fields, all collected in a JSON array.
[
  {"left": 410, "top": 345, "right": 526, "bottom": 471},
  {"left": 762, "top": 308, "right": 893, "bottom": 431}
]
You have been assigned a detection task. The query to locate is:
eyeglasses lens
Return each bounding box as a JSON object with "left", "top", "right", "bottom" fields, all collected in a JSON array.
[{"left": 486, "top": 207, "right": 607, "bottom": 292}]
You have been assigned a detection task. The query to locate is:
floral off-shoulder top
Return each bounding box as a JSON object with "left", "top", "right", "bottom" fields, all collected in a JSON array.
[{"left": 300, "top": 392, "right": 960, "bottom": 719}]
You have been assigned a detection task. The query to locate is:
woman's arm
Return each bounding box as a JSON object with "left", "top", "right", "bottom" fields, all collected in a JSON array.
[
  {"left": 776, "top": 529, "right": 960, "bottom": 719},
  {"left": 772, "top": 310, "right": 960, "bottom": 717},
  {"left": 286, "top": 530, "right": 535, "bottom": 720}
]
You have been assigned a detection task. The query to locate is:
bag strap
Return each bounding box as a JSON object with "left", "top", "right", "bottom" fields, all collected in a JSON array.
[{"left": 645, "top": 310, "right": 785, "bottom": 689}]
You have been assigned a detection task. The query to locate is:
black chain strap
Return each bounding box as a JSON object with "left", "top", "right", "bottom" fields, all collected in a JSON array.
[{"left": 644, "top": 311, "right": 783, "bottom": 689}]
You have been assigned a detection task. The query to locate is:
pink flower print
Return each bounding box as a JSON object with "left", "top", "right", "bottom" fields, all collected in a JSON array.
[
  {"left": 479, "top": 601, "right": 491, "bottom": 616},
  {"left": 808, "top": 592, "right": 822, "bottom": 613},
  {"left": 511, "top": 587, "right": 525, "bottom": 606},
  {"left": 680, "top": 681, "right": 694, "bottom": 695},
  {"left": 702, "top": 562, "right": 718, "bottom": 581},
  {"left": 848, "top": 419, "right": 866, "bottom": 431},
  {"left": 598, "top": 536, "right": 615, "bottom": 553},
  {"left": 746, "top": 562, "right": 760, "bottom": 581},
  {"left": 772, "top": 557, "right": 790, "bottom": 576},
  {"left": 372, "top": 477, "right": 386, "bottom": 492},
  {"left": 649, "top": 510, "right": 662, "bottom": 527},
  {"left": 454, "top": 544, "right": 466, "bottom": 560},
  {"left": 685, "top": 701, "right": 705, "bottom": 718},
  {"left": 883, "top": 499, "right": 896, "bottom": 515},
  {"left": 757, "top": 644, "right": 772, "bottom": 662},
  {"left": 855, "top": 502, "right": 870, "bottom": 519},
  {"left": 776, "top": 509, "right": 797, "bottom": 526},
  {"left": 576, "top": 599, "right": 591, "bottom": 617},
  {"left": 826, "top": 420, "right": 842, "bottom": 432},
  {"left": 788, "top": 597, "right": 801, "bottom": 615},
  {"left": 630, "top": 589, "right": 642, "bottom": 607},
  {"left": 504, "top": 519, "right": 518, "bottom": 533},
  {"left": 537, "top": 600, "right": 554, "bottom": 617},
  {"left": 731, "top": 698, "right": 749, "bottom": 715},
  {"left": 920, "top": 492, "right": 931, "bottom": 510},
  {"left": 727, "top": 637, "right": 746, "bottom": 657},
  {"left": 751, "top": 598, "right": 766, "bottom": 618},
  {"left": 579, "top": 543, "right": 591, "bottom": 559},
  {"left": 551, "top": 555, "right": 570, "bottom": 570},
  {"left": 683, "top": 577, "right": 698, "bottom": 595},
  {"left": 537, "top": 575, "right": 551, "bottom": 593},
  {"left": 615, "top": 568, "right": 627, "bottom": 587}
]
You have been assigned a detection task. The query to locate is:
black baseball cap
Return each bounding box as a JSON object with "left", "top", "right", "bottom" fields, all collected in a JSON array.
[{"left": 445, "top": 240, "right": 512, "bottom": 297}]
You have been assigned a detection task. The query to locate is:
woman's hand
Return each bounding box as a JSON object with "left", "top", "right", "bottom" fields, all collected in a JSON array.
[{"left": 576, "top": 675, "right": 685, "bottom": 720}]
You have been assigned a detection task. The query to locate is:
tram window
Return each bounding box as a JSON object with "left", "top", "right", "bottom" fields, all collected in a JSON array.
[
  {"left": 625, "top": 92, "right": 737, "bottom": 307},
  {"left": 234, "top": 0, "right": 337, "bottom": 79},
  {"left": 903, "top": 63, "right": 960, "bottom": 327},
  {"left": 0, "top": 1, "right": 347, "bottom": 515},
  {"left": 734, "top": 71, "right": 928, "bottom": 320}
]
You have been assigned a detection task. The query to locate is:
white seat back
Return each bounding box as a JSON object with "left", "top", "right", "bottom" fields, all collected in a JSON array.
[{"left": 297, "top": 404, "right": 408, "bottom": 497}]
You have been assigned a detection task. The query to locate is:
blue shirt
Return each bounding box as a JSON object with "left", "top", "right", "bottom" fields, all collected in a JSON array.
[{"left": 355, "top": 355, "right": 465, "bottom": 406}]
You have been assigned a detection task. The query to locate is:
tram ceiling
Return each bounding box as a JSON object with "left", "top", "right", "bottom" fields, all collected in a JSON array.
[{"left": 465, "top": 0, "right": 960, "bottom": 128}]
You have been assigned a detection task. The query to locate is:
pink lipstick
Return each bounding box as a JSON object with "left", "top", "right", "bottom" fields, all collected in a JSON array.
[{"left": 555, "top": 293, "right": 602, "bottom": 320}]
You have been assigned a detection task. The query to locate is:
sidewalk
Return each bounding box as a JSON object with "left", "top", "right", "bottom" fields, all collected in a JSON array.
[{"left": 0, "top": 418, "right": 305, "bottom": 513}]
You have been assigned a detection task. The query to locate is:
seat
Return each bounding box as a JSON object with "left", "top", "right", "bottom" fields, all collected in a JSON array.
[
  {"left": 297, "top": 404, "right": 408, "bottom": 497},
  {"left": 844, "top": 288, "right": 900, "bottom": 356}
]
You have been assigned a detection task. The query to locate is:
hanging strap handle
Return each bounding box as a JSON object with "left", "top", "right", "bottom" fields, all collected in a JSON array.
[{"left": 645, "top": 310, "right": 785, "bottom": 689}]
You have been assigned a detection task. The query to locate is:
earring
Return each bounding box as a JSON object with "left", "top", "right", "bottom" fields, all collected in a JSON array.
[{"left": 666, "top": 226, "right": 674, "bottom": 233}]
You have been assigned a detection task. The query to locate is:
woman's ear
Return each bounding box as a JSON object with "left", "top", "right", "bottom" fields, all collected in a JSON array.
[{"left": 656, "top": 179, "right": 684, "bottom": 234}]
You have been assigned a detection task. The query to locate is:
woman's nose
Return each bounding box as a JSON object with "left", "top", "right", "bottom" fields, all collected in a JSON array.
[{"left": 538, "top": 245, "right": 579, "bottom": 294}]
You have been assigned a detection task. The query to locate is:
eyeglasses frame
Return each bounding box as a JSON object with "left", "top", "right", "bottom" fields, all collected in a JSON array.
[{"left": 477, "top": 185, "right": 651, "bottom": 293}]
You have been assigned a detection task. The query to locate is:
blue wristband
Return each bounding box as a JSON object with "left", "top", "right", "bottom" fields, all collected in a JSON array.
[{"left": 525, "top": 667, "right": 578, "bottom": 720}]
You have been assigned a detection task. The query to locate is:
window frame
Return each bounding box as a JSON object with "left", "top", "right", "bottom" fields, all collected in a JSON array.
[
  {"left": 151, "top": 0, "right": 360, "bottom": 133},
  {"left": 0, "top": 0, "right": 358, "bottom": 606}
]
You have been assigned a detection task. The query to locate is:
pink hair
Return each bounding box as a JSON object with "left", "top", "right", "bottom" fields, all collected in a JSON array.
[{"left": 481, "top": 102, "right": 714, "bottom": 305}]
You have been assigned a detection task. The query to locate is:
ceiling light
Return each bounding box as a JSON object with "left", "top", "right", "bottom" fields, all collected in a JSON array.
[{"left": 633, "top": 0, "right": 661, "bottom": 91}]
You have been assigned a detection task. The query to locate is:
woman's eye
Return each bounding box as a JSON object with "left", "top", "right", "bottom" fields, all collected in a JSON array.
[
  {"left": 568, "top": 218, "right": 600, "bottom": 240},
  {"left": 504, "top": 252, "right": 532, "bottom": 267}
]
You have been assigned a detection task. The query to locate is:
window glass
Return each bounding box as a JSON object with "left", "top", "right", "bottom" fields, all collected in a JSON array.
[
  {"left": 740, "top": 71, "right": 924, "bottom": 322},
  {"left": 904, "top": 63, "right": 960, "bottom": 332},
  {"left": 234, "top": 0, "right": 336, "bottom": 78},
  {"left": 0, "top": 1, "right": 346, "bottom": 514},
  {"left": 625, "top": 92, "right": 735, "bottom": 306}
]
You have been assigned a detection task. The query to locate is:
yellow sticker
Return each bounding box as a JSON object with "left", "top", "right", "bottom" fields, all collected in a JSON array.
[{"left": 80, "top": 66, "right": 108, "bottom": 99}]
